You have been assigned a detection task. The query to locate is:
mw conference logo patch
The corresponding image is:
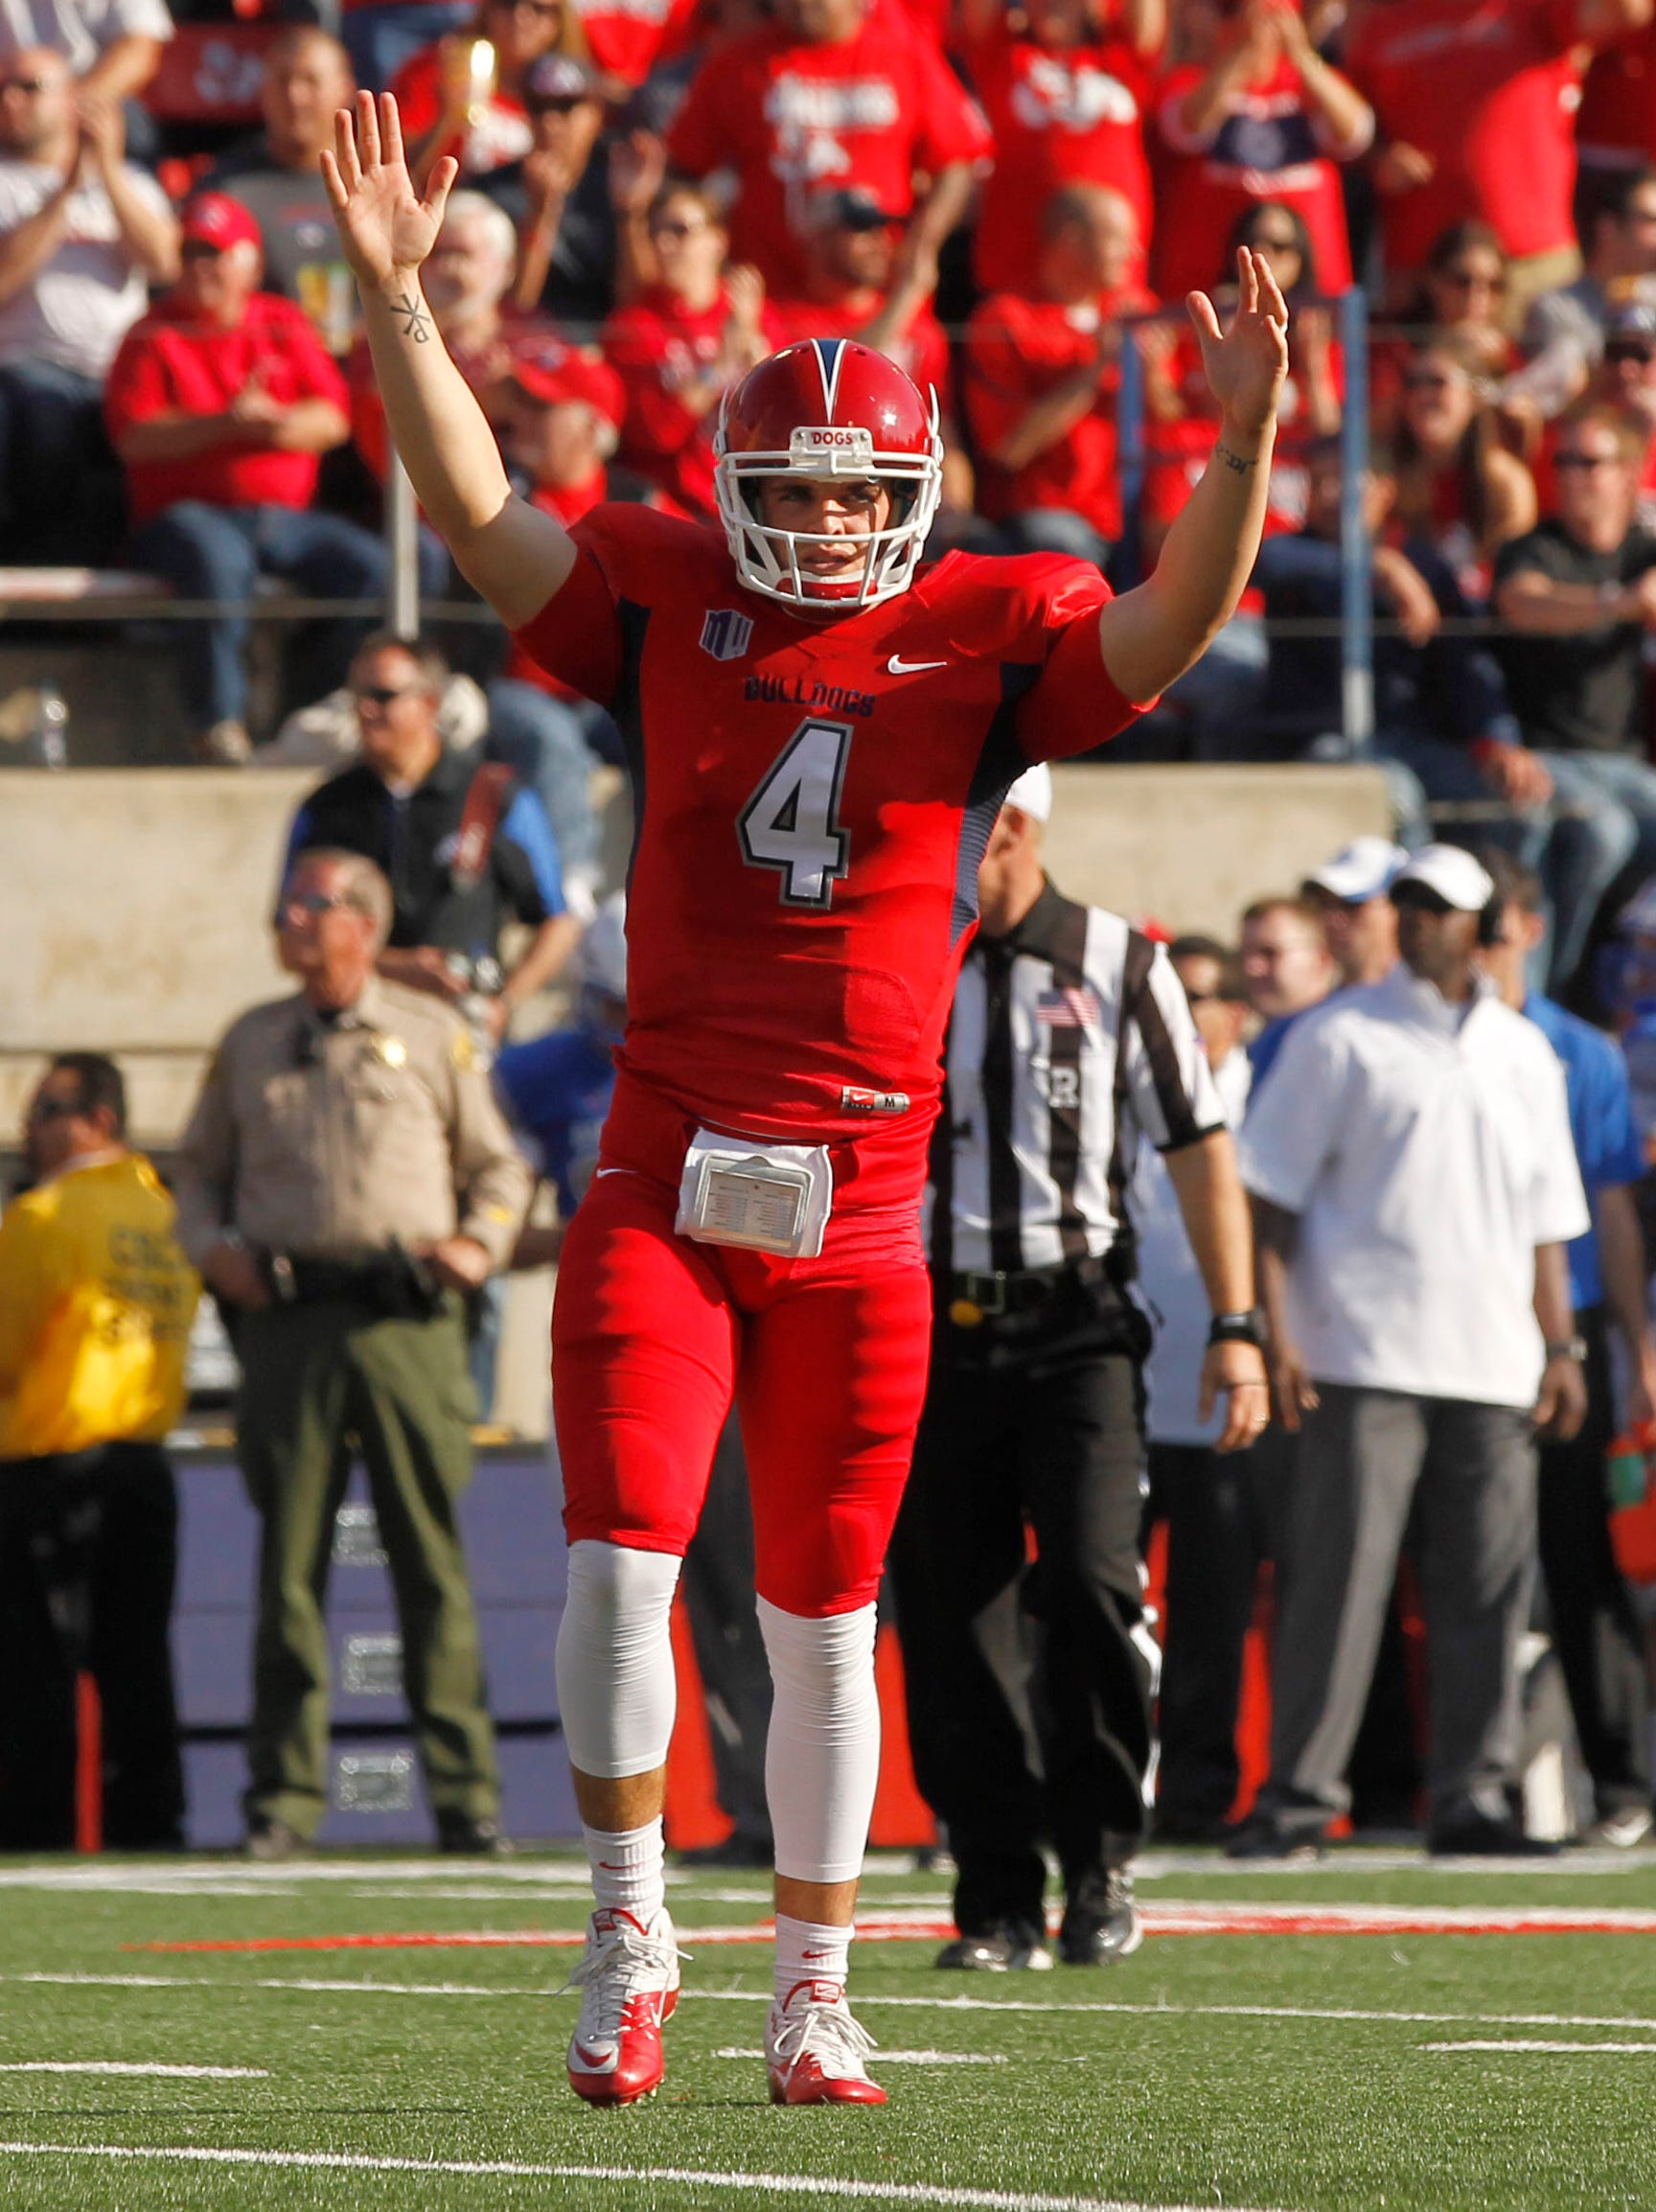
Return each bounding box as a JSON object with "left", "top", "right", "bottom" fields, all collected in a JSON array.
[{"left": 700, "top": 609, "right": 753, "bottom": 661}]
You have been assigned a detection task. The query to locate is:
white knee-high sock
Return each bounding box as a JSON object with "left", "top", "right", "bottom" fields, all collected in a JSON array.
[
  {"left": 757, "top": 1596, "right": 881, "bottom": 1885},
  {"left": 555, "top": 1540, "right": 683, "bottom": 1779}
]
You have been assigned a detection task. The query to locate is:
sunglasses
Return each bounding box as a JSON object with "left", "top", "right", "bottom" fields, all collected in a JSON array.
[
  {"left": 653, "top": 217, "right": 710, "bottom": 238},
  {"left": 1404, "top": 371, "right": 1454, "bottom": 392},
  {"left": 529, "top": 93, "right": 585, "bottom": 111},
  {"left": 353, "top": 682, "right": 419, "bottom": 704},
  {"left": 0, "top": 75, "right": 52, "bottom": 92},
  {"left": 284, "top": 891, "right": 360, "bottom": 916},
  {"left": 28, "top": 1095, "right": 78, "bottom": 1122},
  {"left": 1247, "top": 235, "right": 1300, "bottom": 254},
  {"left": 1440, "top": 265, "right": 1505, "bottom": 291},
  {"left": 1554, "top": 450, "right": 1621, "bottom": 472}
]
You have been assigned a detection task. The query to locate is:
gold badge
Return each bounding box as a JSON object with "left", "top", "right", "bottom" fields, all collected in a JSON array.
[
  {"left": 450, "top": 1027, "right": 477, "bottom": 1072},
  {"left": 948, "top": 1298, "right": 985, "bottom": 1329},
  {"left": 373, "top": 1034, "right": 407, "bottom": 1069}
]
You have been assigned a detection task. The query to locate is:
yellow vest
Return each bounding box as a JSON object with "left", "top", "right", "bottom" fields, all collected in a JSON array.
[{"left": 0, "top": 1154, "right": 200, "bottom": 1459}]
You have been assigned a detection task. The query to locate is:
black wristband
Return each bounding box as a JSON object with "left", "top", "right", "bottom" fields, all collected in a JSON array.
[{"left": 1208, "top": 1309, "right": 1265, "bottom": 1349}]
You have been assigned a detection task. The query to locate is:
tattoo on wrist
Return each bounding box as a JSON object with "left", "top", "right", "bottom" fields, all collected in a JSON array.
[
  {"left": 1214, "top": 441, "right": 1255, "bottom": 475},
  {"left": 392, "top": 291, "right": 433, "bottom": 344}
]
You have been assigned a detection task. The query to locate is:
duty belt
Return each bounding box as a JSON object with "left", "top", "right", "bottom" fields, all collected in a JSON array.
[
  {"left": 944, "top": 1252, "right": 1114, "bottom": 1327},
  {"left": 263, "top": 1247, "right": 444, "bottom": 1319}
]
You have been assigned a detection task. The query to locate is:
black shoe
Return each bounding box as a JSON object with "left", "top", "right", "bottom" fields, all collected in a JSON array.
[
  {"left": 676, "top": 1831, "right": 774, "bottom": 1869},
  {"left": 1425, "top": 1814, "right": 1561, "bottom": 1858},
  {"left": 1058, "top": 1870, "right": 1141, "bottom": 1965},
  {"left": 934, "top": 1919, "right": 1053, "bottom": 1971},
  {"left": 436, "top": 1812, "right": 512, "bottom": 1856},
  {"left": 1223, "top": 1814, "right": 1327, "bottom": 1861},
  {"left": 242, "top": 1814, "right": 310, "bottom": 1863}
]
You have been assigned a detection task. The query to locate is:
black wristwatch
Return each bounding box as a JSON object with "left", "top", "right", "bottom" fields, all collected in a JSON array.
[
  {"left": 1208, "top": 1309, "right": 1266, "bottom": 1349},
  {"left": 1544, "top": 1336, "right": 1589, "bottom": 1364}
]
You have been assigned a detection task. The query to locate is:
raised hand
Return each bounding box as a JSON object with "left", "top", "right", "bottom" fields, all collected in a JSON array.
[
  {"left": 321, "top": 91, "right": 458, "bottom": 295},
  {"left": 1186, "top": 246, "right": 1289, "bottom": 440}
]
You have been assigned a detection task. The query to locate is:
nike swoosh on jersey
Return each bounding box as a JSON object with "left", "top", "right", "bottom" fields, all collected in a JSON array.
[{"left": 886, "top": 656, "right": 948, "bottom": 675}]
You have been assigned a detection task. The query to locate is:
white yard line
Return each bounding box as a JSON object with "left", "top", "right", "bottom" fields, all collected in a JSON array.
[
  {"left": 0, "top": 2140, "right": 1285, "bottom": 2210},
  {"left": 0, "top": 2062, "right": 266, "bottom": 2078},
  {"left": 21, "top": 1972, "right": 1656, "bottom": 2037},
  {"left": 1423, "top": 2039, "right": 1656, "bottom": 2055}
]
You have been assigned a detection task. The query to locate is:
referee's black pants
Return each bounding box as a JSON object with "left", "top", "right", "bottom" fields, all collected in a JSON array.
[
  {"left": 0, "top": 1442, "right": 185, "bottom": 1850},
  {"left": 888, "top": 1281, "right": 1152, "bottom": 1936},
  {"left": 1537, "top": 1306, "right": 1652, "bottom": 1818}
]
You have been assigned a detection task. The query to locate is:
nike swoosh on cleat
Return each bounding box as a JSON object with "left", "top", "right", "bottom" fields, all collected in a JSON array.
[{"left": 886, "top": 656, "right": 948, "bottom": 675}]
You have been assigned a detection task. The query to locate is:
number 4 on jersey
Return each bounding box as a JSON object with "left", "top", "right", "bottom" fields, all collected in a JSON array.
[{"left": 739, "top": 717, "right": 853, "bottom": 909}]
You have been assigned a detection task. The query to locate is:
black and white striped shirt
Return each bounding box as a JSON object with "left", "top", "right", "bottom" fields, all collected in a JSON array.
[{"left": 928, "top": 882, "right": 1222, "bottom": 1278}]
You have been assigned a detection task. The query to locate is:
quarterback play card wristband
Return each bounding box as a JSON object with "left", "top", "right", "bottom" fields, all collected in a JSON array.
[{"left": 676, "top": 1128, "right": 835, "bottom": 1259}]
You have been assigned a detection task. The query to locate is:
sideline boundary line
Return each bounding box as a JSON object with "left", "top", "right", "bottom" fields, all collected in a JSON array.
[{"left": 0, "top": 2140, "right": 1286, "bottom": 2211}]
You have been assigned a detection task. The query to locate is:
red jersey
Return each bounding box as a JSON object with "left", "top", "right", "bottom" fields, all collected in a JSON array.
[
  {"left": 104, "top": 291, "right": 347, "bottom": 526},
  {"left": 602, "top": 285, "right": 784, "bottom": 517},
  {"left": 1576, "top": 18, "right": 1656, "bottom": 166},
  {"left": 767, "top": 291, "right": 953, "bottom": 414},
  {"left": 664, "top": 3, "right": 992, "bottom": 292},
  {"left": 573, "top": 0, "right": 696, "bottom": 84},
  {"left": 964, "top": 288, "right": 1152, "bottom": 541},
  {"left": 964, "top": 18, "right": 1156, "bottom": 296},
  {"left": 1346, "top": 0, "right": 1587, "bottom": 267},
  {"left": 511, "top": 502, "right": 1143, "bottom": 1148},
  {"left": 1151, "top": 59, "right": 1355, "bottom": 301}
]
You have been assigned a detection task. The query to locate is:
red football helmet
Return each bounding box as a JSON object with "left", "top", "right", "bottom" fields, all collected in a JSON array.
[{"left": 713, "top": 339, "right": 944, "bottom": 611}]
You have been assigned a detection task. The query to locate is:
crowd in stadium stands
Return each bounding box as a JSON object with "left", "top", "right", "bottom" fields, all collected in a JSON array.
[{"left": 7, "top": 0, "right": 1656, "bottom": 976}]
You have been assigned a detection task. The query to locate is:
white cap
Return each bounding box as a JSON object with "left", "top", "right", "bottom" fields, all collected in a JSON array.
[
  {"left": 1003, "top": 762, "right": 1052, "bottom": 822},
  {"left": 1390, "top": 843, "right": 1496, "bottom": 913},
  {"left": 575, "top": 891, "right": 627, "bottom": 999},
  {"left": 1304, "top": 836, "right": 1409, "bottom": 904}
]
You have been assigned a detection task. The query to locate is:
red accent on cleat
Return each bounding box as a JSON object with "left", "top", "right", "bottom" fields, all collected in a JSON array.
[
  {"left": 766, "top": 1979, "right": 886, "bottom": 2106},
  {"left": 564, "top": 1907, "right": 681, "bottom": 2108}
]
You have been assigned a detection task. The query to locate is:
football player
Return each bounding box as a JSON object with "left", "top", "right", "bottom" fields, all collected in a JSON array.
[{"left": 324, "top": 90, "right": 1283, "bottom": 2109}]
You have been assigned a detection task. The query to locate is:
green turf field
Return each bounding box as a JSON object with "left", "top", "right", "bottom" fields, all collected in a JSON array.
[{"left": 3, "top": 1848, "right": 1656, "bottom": 2210}]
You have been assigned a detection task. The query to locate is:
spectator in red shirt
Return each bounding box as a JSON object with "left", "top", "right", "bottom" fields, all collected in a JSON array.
[
  {"left": 1347, "top": 0, "right": 1650, "bottom": 317},
  {"left": 394, "top": 0, "right": 593, "bottom": 186},
  {"left": 601, "top": 181, "right": 773, "bottom": 517},
  {"left": 957, "top": 0, "right": 1162, "bottom": 298},
  {"left": 104, "top": 193, "right": 389, "bottom": 766},
  {"left": 1392, "top": 334, "right": 1539, "bottom": 605},
  {"left": 487, "top": 334, "right": 627, "bottom": 908},
  {"left": 1576, "top": 14, "right": 1656, "bottom": 215},
  {"left": 1152, "top": 0, "right": 1369, "bottom": 306},
  {"left": 663, "top": 0, "right": 991, "bottom": 296},
  {"left": 964, "top": 180, "right": 1153, "bottom": 565},
  {"left": 572, "top": 0, "right": 696, "bottom": 86}
]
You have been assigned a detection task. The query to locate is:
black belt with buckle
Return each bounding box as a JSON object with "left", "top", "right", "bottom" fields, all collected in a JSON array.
[{"left": 944, "top": 1253, "right": 1112, "bottom": 1327}]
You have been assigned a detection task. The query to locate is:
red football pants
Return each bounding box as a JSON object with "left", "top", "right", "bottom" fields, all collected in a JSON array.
[{"left": 551, "top": 1084, "right": 932, "bottom": 1618}]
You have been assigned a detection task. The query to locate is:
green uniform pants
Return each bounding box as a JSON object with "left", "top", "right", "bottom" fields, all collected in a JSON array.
[{"left": 236, "top": 1297, "right": 499, "bottom": 1837}]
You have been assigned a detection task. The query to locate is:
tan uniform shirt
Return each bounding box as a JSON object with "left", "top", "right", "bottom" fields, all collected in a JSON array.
[{"left": 173, "top": 978, "right": 531, "bottom": 1270}]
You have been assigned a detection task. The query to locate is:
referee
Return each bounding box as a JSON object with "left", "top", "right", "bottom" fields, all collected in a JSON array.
[{"left": 889, "top": 767, "right": 1267, "bottom": 1970}]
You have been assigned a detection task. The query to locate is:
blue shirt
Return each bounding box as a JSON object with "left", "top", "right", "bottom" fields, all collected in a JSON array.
[
  {"left": 1248, "top": 1011, "right": 1301, "bottom": 1089},
  {"left": 494, "top": 1025, "right": 616, "bottom": 1218},
  {"left": 1525, "top": 991, "right": 1644, "bottom": 1311}
]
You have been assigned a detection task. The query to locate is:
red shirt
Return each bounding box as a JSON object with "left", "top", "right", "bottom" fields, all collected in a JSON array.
[
  {"left": 1576, "top": 18, "right": 1656, "bottom": 166},
  {"left": 511, "top": 502, "right": 1143, "bottom": 1150},
  {"left": 574, "top": 0, "right": 697, "bottom": 83},
  {"left": 665, "top": 1, "right": 993, "bottom": 292},
  {"left": 1151, "top": 58, "right": 1355, "bottom": 301},
  {"left": 390, "top": 46, "right": 533, "bottom": 176},
  {"left": 104, "top": 291, "right": 348, "bottom": 526},
  {"left": 602, "top": 285, "right": 784, "bottom": 518},
  {"left": 767, "top": 290, "right": 953, "bottom": 413},
  {"left": 1346, "top": 0, "right": 1587, "bottom": 268},
  {"left": 964, "top": 17, "right": 1156, "bottom": 296},
  {"left": 965, "top": 288, "right": 1151, "bottom": 540}
]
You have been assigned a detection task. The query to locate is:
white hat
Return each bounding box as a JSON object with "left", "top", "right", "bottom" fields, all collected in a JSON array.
[
  {"left": 575, "top": 891, "right": 627, "bottom": 999},
  {"left": 1304, "top": 836, "right": 1409, "bottom": 904},
  {"left": 1003, "top": 762, "right": 1052, "bottom": 822},
  {"left": 1390, "top": 843, "right": 1496, "bottom": 913}
]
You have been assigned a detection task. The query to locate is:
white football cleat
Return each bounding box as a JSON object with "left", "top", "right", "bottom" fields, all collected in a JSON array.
[
  {"left": 766, "top": 1977, "right": 886, "bottom": 2106},
  {"left": 564, "top": 1905, "right": 681, "bottom": 2107}
]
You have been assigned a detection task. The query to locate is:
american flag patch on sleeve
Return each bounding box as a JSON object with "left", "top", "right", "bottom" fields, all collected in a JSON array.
[{"left": 1036, "top": 986, "right": 1102, "bottom": 1028}]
